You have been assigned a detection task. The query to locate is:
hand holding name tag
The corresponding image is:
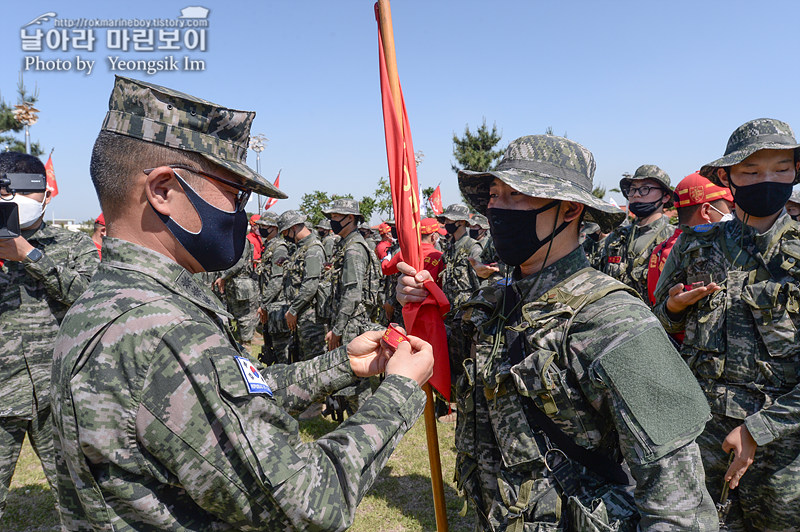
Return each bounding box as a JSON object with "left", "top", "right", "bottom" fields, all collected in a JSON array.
[{"left": 346, "top": 325, "right": 434, "bottom": 386}]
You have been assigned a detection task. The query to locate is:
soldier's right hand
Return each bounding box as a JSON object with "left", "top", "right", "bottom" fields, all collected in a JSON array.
[
  {"left": 257, "top": 307, "right": 267, "bottom": 324},
  {"left": 665, "top": 282, "right": 720, "bottom": 317},
  {"left": 396, "top": 262, "right": 433, "bottom": 306},
  {"left": 385, "top": 335, "right": 434, "bottom": 387},
  {"left": 468, "top": 256, "right": 500, "bottom": 279}
]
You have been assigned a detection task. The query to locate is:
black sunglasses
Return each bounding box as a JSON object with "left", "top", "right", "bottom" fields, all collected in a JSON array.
[{"left": 143, "top": 164, "right": 251, "bottom": 212}]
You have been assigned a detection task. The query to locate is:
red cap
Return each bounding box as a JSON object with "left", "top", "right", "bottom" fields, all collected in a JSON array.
[
  {"left": 419, "top": 218, "right": 440, "bottom": 235},
  {"left": 95, "top": 213, "right": 105, "bottom": 226},
  {"left": 674, "top": 172, "right": 733, "bottom": 208},
  {"left": 378, "top": 222, "right": 391, "bottom": 235},
  {"left": 249, "top": 214, "right": 261, "bottom": 224}
]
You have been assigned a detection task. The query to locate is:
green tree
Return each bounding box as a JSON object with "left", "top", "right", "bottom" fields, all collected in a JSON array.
[
  {"left": 0, "top": 74, "right": 43, "bottom": 155},
  {"left": 592, "top": 186, "right": 606, "bottom": 199},
  {"left": 370, "top": 177, "right": 394, "bottom": 219},
  {"left": 451, "top": 119, "right": 503, "bottom": 174}
]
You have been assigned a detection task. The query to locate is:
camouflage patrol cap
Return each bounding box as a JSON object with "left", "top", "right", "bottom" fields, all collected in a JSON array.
[
  {"left": 470, "top": 213, "right": 489, "bottom": 229},
  {"left": 700, "top": 118, "right": 800, "bottom": 186},
  {"left": 315, "top": 218, "right": 331, "bottom": 230},
  {"left": 458, "top": 135, "right": 626, "bottom": 233},
  {"left": 277, "top": 210, "right": 307, "bottom": 233},
  {"left": 437, "top": 203, "right": 472, "bottom": 223},
  {"left": 620, "top": 165, "right": 674, "bottom": 207},
  {"left": 255, "top": 211, "right": 278, "bottom": 227},
  {"left": 322, "top": 198, "right": 364, "bottom": 220},
  {"left": 101, "top": 76, "right": 286, "bottom": 199}
]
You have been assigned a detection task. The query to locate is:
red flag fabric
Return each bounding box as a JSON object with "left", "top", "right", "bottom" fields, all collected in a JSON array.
[
  {"left": 44, "top": 154, "right": 58, "bottom": 198},
  {"left": 429, "top": 185, "right": 443, "bottom": 215},
  {"left": 376, "top": 7, "right": 450, "bottom": 400},
  {"left": 263, "top": 171, "right": 281, "bottom": 210}
]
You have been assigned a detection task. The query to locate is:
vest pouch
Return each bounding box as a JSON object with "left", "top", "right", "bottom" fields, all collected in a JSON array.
[
  {"left": 683, "top": 286, "right": 727, "bottom": 353},
  {"left": 742, "top": 279, "right": 799, "bottom": 359},
  {"left": 779, "top": 239, "right": 800, "bottom": 281},
  {"left": 602, "top": 235, "right": 626, "bottom": 280},
  {"left": 454, "top": 357, "right": 477, "bottom": 458},
  {"left": 486, "top": 378, "right": 545, "bottom": 468},
  {"left": 314, "top": 278, "right": 332, "bottom": 322},
  {"left": 265, "top": 301, "right": 291, "bottom": 334},
  {"left": 566, "top": 496, "right": 620, "bottom": 532},
  {"left": 496, "top": 471, "right": 561, "bottom": 531}
]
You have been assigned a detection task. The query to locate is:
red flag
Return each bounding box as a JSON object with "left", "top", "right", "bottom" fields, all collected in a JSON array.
[
  {"left": 263, "top": 171, "right": 280, "bottom": 210},
  {"left": 429, "top": 185, "right": 443, "bottom": 215},
  {"left": 376, "top": 6, "right": 450, "bottom": 400},
  {"left": 44, "top": 154, "right": 58, "bottom": 198}
]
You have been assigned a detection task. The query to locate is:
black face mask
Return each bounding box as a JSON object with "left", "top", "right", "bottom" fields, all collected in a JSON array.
[
  {"left": 259, "top": 228, "right": 271, "bottom": 238},
  {"left": 628, "top": 199, "right": 663, "bottom": 218},
  {"left": 729, "top": 178, "right": 793, "bottom": 218},
  {"left": 444, "top": 222, "right": 458, "bottom": 235},
  {"left": 487, "top": 201, "right": 569, "bottom": 266},
  {"left": 330, "top": 217, "right": 350, "bottom": 235},
  {"left": 390, "top": 227, "right": 397, "bottom": 239},
  {"left": 469, "top": 228, "right": 481, "bottom": 239},
  {"left": 317, "top": 229, "right": 326, "bottom": 238}
]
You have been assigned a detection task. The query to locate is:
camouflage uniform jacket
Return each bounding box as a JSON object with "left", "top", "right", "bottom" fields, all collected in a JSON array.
[
  {"left": 653, "top": 213, "right": 800, "bottom": 446},
  {"left": 322, "top": 233, "right": 340, "bottom": 260},
  {"left": 259, "top": 237, "right": 290, "bottom": 309},
  {"left": 450, "top": 246, "right": 715, "bottom": 530},
  {"left": 441, "top": 232, "right": 482, "bottom": 313},
  {"left": 220, "top": 239, "right": 258, "bottom": 302},
  {"left": 329, "top": 231, "right": 373, "bottom": 337},
  {"left": 598, "top": 215, "right": 674, "bottom": 303},
  {"left": 283, "top": 233, "right": 324, "bottom": 317},
  {"left": 0, "top": 222, "right": 98, "bottom": 419},
  {"left": 51, "top": 238, "right": 426, "bottom": 531}
]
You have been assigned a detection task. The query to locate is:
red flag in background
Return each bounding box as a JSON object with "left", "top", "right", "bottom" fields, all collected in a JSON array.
[
  {"left": 429, "top": 185, "right": 443, "bottom": 215},
  {"left": 263, "top": 171, "right": 280, "bottom": 210},
  {"left": 44, "top": 154, "right": 58, "bottom": 198},
  {"left": 376, "top": 6, "right": 450, "bottom": 400}
]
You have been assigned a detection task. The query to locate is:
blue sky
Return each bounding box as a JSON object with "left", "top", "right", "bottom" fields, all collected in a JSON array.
[{"left": 2, "top": 0, "right": 799, "bottom": 223}]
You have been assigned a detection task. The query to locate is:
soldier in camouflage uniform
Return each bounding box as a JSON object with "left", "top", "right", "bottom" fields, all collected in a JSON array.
[
  {"left": 316, "top": 218, "right": 340, "bottom": 258},
  {"left": 785, "top": 188, "right": 800, "bottom": 221},
  {"left": 0, "top": 152, "right": 98, "bottom": 518},
  {"left": 255, "top": 211, "right": 293, "bottom": 364},
  {"left": 324, "top": 198, "right": 382, "bottom": 412},
  {"left": 654, "top": 118, "right": 800, "bottom": 530},
  {"left": 598, "top": 165, "right": 675, "bottom": 303},
  {"left": 438, "top": 203, "right": 483, "bottom": 312},
  {"left": 397, "top": 135, "right": 717, "bottom": 530},
  {"left": 216, "top": 235, "right": 259, "bottom": 344},
  {"left": 51, "top": 76, "right": 434, "bottom": 531},
  {"left": 469, "top": 212, "right": 490, "bottom": 246},
  {"left": 278, "top": 210, "right": 326, "bottom": 362}
]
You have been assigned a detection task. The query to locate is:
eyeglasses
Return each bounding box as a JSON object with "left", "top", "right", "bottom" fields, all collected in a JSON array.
[
  {"left": 143, "top": 164, "right": 251, "bottom": 212},
  {"left": 623, "top": 185, "right": 658, "bottom": 198}
]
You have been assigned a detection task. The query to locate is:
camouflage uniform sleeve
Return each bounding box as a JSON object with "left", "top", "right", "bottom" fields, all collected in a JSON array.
[
  {"left": 140, "top": 323, "right": 426, "bottom": 530},
  {"left": 261, "top": 245, "right": 288, "bottom": 308},
  {"left": 652, "top": 234, "right": 689, "bottom": 334},
  {"left": 332, "top": 244, "right": 366, "bottom": 337},
  {"left": 570, "top": 294, "right": 716, "bottom": 530},
  {"left": 744, "top": 385, "right": 800, "bottom": 446},
  {"left": 468, "top": 242, "right": 482, "bottom": 261},
  {"left": 24, "top": 230, "right": 99, "bottom": 306},
  {"left": 288, "top": 245, "right": 322, "bottom": 317}
]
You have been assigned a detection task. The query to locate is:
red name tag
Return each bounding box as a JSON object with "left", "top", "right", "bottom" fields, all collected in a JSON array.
[
  {"left": 608, "top": 256, "right": 622, "bottom": 264},
  {"left": 382, "top": 323, "right": 409, "bottom": 349}
]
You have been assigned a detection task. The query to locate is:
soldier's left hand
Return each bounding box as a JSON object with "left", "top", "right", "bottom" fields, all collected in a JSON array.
[
  {"left": 0, "top": 235, "right": 35, "bottom": 262},
  {"left": 468, "top": 257, "right": 500, "bottom": 279},
  {"left": 396, "top": 262, "right": 432, "bottom": 306},
  {"left": 346, "top": 330, "right": 394, "bottom": 377},
  {"left": 213, "top": 277, "right": 226, "bottom": 294},
  {"left": 285, "top": 310, "right": 297, "bottom": 332},
  {"left": 722, "top": 424, "right": 757, "bottom": 489},
  {"left": 326, "top": 330, "right": 342, "bottom": 350}
]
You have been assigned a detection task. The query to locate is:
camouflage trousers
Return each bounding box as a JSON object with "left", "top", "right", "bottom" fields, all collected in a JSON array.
[
  {"left": 699, "top": 413, "right": 800, "bottom": 531},
  {"left": 296, "top": 310, "right": 326, "bottom": 362},
  {"left": 227, "top": 297, "right": 258, "bottom": 344},
  {"left": 0, "top": 408, "right": 58, "bottom": 518}
]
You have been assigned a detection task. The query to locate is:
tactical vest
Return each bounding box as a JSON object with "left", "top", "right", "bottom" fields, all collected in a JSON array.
[
  {"left": 455, "top": 267, "right": 642, "bottom": 530},
  {"left": 329, "top": 238, "right": 382, "bottom": 321},
  {"left": 672, "top": 220, "right": 800, "bottom": 420},
  {"left": 602, "top": 221, "right": 672, "bottom": 299},
  {"left": 442, "top": 238, "right": 480, "bottom": 312},
  {"left": 282, "top": 237, "right": 324, "bottom": 313}
]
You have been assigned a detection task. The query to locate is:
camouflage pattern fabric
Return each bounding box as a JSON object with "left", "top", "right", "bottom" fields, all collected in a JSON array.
[
  {"left": 478, "top": 235, "right": 508, "bottom": 288},
  {"left": 450, "top": 246, "right": 717, "bottom": 530},
  {"left": 440, "top": 232, "right": 482, "bottom": 313},
  {"left": 620, "top": 164, "right": 674, "bottom": 207},
  {"left": 258, "top": 236, "right": 291, "bottom": 364},
  {"left": 322, "top": 233, "right": 340, "bottom": 259},
  {"left": 51, "top": 237, "right": 426, "bottom": 531},
  {"left": 0, "top": 222, "right": 97, "bottom": 516},
  {"left": 597, "top": 215, "right": 675, "bottom": 303},
  {"left": 653, "top": 212, "right": 800, "bottom": 530},
  {"left": 221, "top": 239, "right": 259, "bottom": 343},
  {"left": 282, "top": 233, "right": 326, "bottom": 361}
]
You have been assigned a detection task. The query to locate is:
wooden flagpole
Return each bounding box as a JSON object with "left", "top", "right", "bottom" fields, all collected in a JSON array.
[{"left": 376, "top": 1, "right": 449, "bottom": 530}]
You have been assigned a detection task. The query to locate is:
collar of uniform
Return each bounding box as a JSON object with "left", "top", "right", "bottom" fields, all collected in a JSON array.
[
  {"left": 341, "top": 229, "right": 363, "bottom": 245},
  {"left": 20, "top": 220, "right": 56, "bottom": 242},
  {"left": 454, "top": 232, "right": 473, "bottom": 246},
  {"left": 743, "top": 210, "right": 793, "bottom": 254},
  {"left": 296, "top": 232, "right": 317, "bottom": 247},
  {"left": 512, "top": 245, "right": 589, "bottom": 302},
  {"left": 631, "top": 213, "right": 669, "bottom": 235},
  {"left": 100, "top": 237, "right": 231, "bottom": 318}
]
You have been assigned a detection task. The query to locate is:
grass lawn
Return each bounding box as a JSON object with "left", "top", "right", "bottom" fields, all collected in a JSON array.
[{"left": 1, "top": 414, "right": 474, "bottom": 531}]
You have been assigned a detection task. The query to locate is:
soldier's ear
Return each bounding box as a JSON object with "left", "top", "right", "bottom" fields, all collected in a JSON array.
[
  {"left": 145, "top": 166, "right": 180, "bottom": 217},
  {"left": 717, "top": 168, "right": 730, "bottom": 188}
]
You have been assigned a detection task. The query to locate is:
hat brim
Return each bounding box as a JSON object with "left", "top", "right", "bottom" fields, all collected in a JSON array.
[
  {"left": 436, "top": 213, "right": 471, "bottom": 223},
  {"left": 202, "top": 153, "right": 287, "bottom": 199},
  {"left": 700, "top": 145, "right": 800, "bottom": 186},
  {"left": 322, "top": 207, "right": 364, "bottom": 220},
  {"left": 458, "top": 169, "right": 626, "bottom": 234}
]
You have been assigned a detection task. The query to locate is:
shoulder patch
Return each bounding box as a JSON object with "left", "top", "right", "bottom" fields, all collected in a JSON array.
[{"left": 234, "top": 356, "right": 273, "bottom": 396}]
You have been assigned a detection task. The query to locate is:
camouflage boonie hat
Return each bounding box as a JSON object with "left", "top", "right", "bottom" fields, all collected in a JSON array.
[
  {"left": 700, "top": 118, "right": 800, "bottom": 186},
  {"left": 277, "top": 210, "right": 307, "bottom": 233},
  {"left": 470, "top": 213, "right": 489, "bottom": 229},
  {"left": 620, "top": 165, "right": 674, "bottom": 208},
  {"left": 459, "top": 135, "right": 626, "bottom": 233},
  {"left": 437, "top": 203, "right": 472, "bottom": 223},
  {"left": 322, "top": 198, "right": 364, "bottom": 220},
  {"left": 315, "top": 218, "right": 331, "bottom": 230},
  {"left": 101, "top": 76, "right": 286, "bottom": 199},
  {"left": 255, "top": 211, "right": 278, "bottom": 227}
]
